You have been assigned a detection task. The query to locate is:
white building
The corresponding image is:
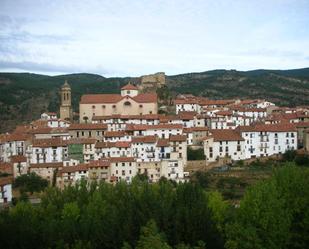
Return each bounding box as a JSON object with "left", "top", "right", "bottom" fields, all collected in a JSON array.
[
  {"left": 203, "top": 130, "right": 245, "bottom": 163},
  {"left": 29, "top": 138, "right": 68, "bottom": 164},
  {"left": 0, "top": 177, "right": 13, "bottom": 204},
  {"left": 0, "top": 133, "right": 29, "bottom": 162},
  {"left": 131, "top": 136, "right": 158, "bottom": 162},
  {"left": 110, "top": 157, "right": 137, "bottom": 183},
  {"left": 237, "top": 124, "right": 298, "bottom": 158},
  {"left": 95, "top": 141, "right": 132, "bottom": 159}
]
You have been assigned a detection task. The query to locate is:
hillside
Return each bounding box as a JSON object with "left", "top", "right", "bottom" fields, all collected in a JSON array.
[
  {"left": 0, "top": 68, "right": 309, "bottom": 132},
  {"left": 167, "top": 68, "right": 309, "bottom": 105}
]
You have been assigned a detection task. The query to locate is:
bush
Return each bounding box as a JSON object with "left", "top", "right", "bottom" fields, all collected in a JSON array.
[
  {"left": 282, "top": 149, "right": 297, "bottom": 162},
  {"left": 13, "top": 172, "right": 48, "bottom": 194},
  {"left": 187, "top": 147, "right": 205, "bottom": 161},
  {"left": 294, "top": 154, "right": 309, "bottom": 166}
]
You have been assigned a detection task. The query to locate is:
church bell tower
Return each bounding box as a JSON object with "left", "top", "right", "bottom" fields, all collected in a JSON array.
[{"left": 60, "top": 80, "right": 73, "bottom": 121}]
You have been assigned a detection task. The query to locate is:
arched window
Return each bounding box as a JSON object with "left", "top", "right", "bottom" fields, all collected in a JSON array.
[
  {"left": 112, "top": 105, "right": 116, "bottom": 108},
  {"left": 102, "top": 105, "right": 106, "bottom": 108},
  {"left": 139, "top": 104, "right": 143, "bottom": 108},
  {"left": 124, "top": 101, "right": 131, "bottom": 106},
  {"left": 92, "top": 105, "right": 96, "bottom": 109}
]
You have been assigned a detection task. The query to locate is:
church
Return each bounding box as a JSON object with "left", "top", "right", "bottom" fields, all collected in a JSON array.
[{"left": 79, "top": 83, "right": 158, "bottom": 123}]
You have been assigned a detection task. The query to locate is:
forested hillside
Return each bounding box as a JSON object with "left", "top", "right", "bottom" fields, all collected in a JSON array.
[{"left": 0, "top": 68, "right": 309, "bottom": 132}]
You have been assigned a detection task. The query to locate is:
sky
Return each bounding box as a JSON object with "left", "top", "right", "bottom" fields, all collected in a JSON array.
[{"left": 0, "top": 0, "right": 308, "bottom": 77}]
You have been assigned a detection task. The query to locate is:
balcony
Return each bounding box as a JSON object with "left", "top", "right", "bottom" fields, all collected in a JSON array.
[
  {"left": 146, "top": 148, "right": 155, "bottom": 153},
  {"left": 147, "top": 152, "right": 155, "bottom": 158}
]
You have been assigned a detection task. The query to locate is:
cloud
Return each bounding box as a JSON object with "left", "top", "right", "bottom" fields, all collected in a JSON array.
[
  {"left": 0, "top": 60, "right": 111, "bottom": 75},
  {"left": 0, "top": 0, "right": 308, "bottom": 76}
]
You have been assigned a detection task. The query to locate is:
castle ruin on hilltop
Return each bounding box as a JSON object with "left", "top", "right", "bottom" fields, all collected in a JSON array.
[{"left": 138, "top": 72, "right": 165, "bottom": 93}]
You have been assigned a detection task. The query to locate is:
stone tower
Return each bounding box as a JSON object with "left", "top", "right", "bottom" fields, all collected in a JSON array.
[{"left": 60, "top": 80, "right": 73, "bottom": 121}]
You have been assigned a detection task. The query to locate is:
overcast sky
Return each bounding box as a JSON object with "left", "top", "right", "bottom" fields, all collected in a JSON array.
[{"left": 0, "top": 0, "right": 308, "bottom": 77}]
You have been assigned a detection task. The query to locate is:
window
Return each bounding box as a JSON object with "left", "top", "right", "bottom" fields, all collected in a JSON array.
[
  {"left": 124, "top": 101, "right": 131, "bottom": 106},
  {"left": 102, "top": 105, "right": 106, "bottom": 108},
  {"left": 92, "top": 105, "right": 96, "bottom": 109},
  {"left": 112, "top": 105, "right": 116, "bottom": 108}
]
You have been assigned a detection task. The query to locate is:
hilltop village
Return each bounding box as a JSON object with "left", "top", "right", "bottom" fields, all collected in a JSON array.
[{"left": 1, "top": 77, "right": 309, "bottom": 204}]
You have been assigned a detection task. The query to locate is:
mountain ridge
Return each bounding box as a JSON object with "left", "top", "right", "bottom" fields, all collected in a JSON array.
[{"left": 0, "top": 67, "right": 309, "bottom": 132}]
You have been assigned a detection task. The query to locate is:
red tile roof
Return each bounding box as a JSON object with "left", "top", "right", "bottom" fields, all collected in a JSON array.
[
  {"left": 132, "top": 93, "right": 157, "bottom": 103},
  {"left": 207, "top": 130, "right": 244, "bottom": 142},
  {"left": 30, "top": 162, "right": 63, "bottom": 168},
  {"left": 29, "top": 127, "right": 68, "bottom": 134},
  {"left": 215, "top": 110, "right": 233, "bottom": 116},
  {"left": 67, "top": 138, "right": 97, "bottom": 144},
  {"left": 109, "top": 157, "right": 135, "bottom": 163},
  {"left": 157, "top": 139, "right": 169, "bottom": 147},
  {"left": 88, "top": 159, "right": 110, "bottom": 168},
  {"left": 104, "top": 130, "right": 127, "bottom": 137},
  {"left": 237, "top": 123, "right": 297, "bottom": 132},
  {"left": 69, "top": 123, "right": 107, "bottom": 130},
  {"left": 80, "top": 93, "right": 157, "bottom": 104},
  {"left": 1, "top": 133, "right": 30, "bottom": 142},
  {"left": 125, "top": 124, "right": 148, "bottom": 131},
  {"left": 0, "top": 176, "right": 13, "bottom": 186},
  {"left": 80, "top": 94, "right": 123, "bottom": 104},
  {"left": 131, "top": 136, "right": 157, "bottom": 143},
  {"left": 254, "top": 123, "right": 296, "bottom": 132},
  {"left": 295, "top": 122, "right": 309, "bottom": 128},
  {"left": 178, "top": 111, "right": 197, "bottom": 120},
  {"left": 32, "top": 138, "right": 68, "bottom": 148},
  {"left": 169, "top": 135, "right": 187, "bottom": 142},
  {"left": 60, "top": 164, "right": 88, "bottom": 173},
  {"left": 191, "top": 127, "right": 209, "bottom": 132},
  {"left": 147, "top": 124, "right": 183, "bottom": 130},
  {"left": 10, "top": 155, "right": 27, "bottom": 163},
  {"left": 95, "top": 141, "right": 131, "bottom": 148},
  {"left": 0, "top": 163, "right": 13, "bottom": 174},
  {"left": 92, "top": 114, "right": 160, "bottom": 121},
  {"left": 121, "top": 83, "right": 139, "bottom": 90}
]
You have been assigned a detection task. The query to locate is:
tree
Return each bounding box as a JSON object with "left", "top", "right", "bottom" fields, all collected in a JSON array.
[
  {"left": 136, "top": 220, "right": 171, "bottom": 249},
  {"left": 187, "top": 147, "right": 205, "bottom": 161},
  {"left": 191, "top": 171, "right": 209, "bottom": 188},
  {"left": 207, "top": 191, "right": 228, "bottom": 232},
  {"left": 294, "top": 154, "right": 309, "bottom": 166},
  {"left": 13, "top": 172, "right": 48, "bottom": 194},
  {"left": 225, "top": 165, "right": 309, "bottom": 249},
  {"left": 282, "top": 149, "right": 296, "bottom": 162}
]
